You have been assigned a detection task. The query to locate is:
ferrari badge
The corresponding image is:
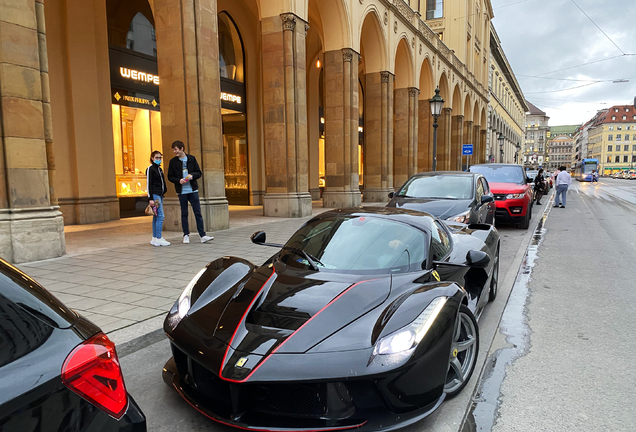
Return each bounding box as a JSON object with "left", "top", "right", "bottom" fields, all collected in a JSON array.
[
  {"left": 432, "top": 270, "right": 441, "bottom": 281},
  {"left": 235, "top": 357, "right": 248, "bottom": 368}
]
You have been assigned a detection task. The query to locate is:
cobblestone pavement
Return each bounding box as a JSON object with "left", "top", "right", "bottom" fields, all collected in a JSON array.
[{"left": 17, "top": 203, "right": 383, "bottom": 336}]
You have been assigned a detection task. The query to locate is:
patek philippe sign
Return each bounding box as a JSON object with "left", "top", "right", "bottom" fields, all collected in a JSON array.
[
  {"left": 109, "top": 46, "right": 159, "bottom": 96},
  {"left": 112, "top": 88, "right": 160, "bottom": 111}
]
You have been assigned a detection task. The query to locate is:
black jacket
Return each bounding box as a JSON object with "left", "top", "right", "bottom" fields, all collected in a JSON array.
[
  {"left": 168, "top": 154, "right": 202, "bottom": 194},
  {"left": 146, "top": 163, "right": 167, "bottom": 200}
]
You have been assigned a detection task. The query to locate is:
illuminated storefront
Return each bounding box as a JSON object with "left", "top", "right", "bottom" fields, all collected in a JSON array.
[
  {"left": 219, "top": 12, "right": 249, "bottom": 205},
  {"left": 109, "top": 45, "right": 162, "bottom": 216}
]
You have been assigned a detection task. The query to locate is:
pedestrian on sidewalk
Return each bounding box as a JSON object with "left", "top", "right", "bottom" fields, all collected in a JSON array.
[
  {"left": 168, "top": 141, "right": 214, "bottom": 244},
  {"left": 147, "top": 151, "right": 170, "bottom": 246},
  {"left": 554, "top": 165, "right": 572, "bottom": 208},
  {"left": 533, "top": 168, "right": 546, "bottom": 205}
]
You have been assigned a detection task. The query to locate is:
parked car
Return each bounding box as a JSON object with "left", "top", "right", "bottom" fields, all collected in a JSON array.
[
  {"left": 386, "top": 172, "right": 495, "bottom": 224},
  {"left": 627, "top": 170, "right": 636, "bottom": 179},
  {"left": 469, "top": 164, "right": 533, "bottom": 229},
  {"left": 612, "top": 171, "right": 621, "bottom": 179},
  {"left": 162, "top": 207, "right": 500, "bottom": 431},
  {"left": 621, "top": 170, "right": 631, "bottom": 179},
  {"left": 0, "top": 258, "right": 146, "bottom": 432}
]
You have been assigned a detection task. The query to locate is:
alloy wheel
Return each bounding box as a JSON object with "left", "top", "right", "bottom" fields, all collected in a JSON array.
[
  {"left": 444, "top": 305, "right": 479, "bottom": 397},
  {"left": 489, "top": 249, "right": 499, "bottom": 302}
]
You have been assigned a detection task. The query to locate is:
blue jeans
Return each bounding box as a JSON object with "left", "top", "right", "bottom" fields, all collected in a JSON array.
[
  {"left": 152, "top": 194, "right": 165, "bottom": 238},
  {"left": 178, "top": 192, "right": 206, "bottom": 237},
  {"left": 555, "top": 185, "right": 568, "bottom": 206}
]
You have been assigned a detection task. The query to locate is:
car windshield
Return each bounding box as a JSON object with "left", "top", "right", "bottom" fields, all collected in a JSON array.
[
  {"left": 282, "top": 216, "right": 427, "bottom": 274},
  {"left": 397, "top": 175, "right": 473, "bottom": 200},
  {"left": 470, "top": 165, "right": 525, "bottom": 185},
  {"left": 526, "top": 171, "right": 538, "bottom": 180}
]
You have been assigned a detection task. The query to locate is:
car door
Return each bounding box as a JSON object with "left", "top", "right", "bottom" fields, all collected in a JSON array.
[{"left": 474, "top": 177, "right": 495, "bottom": 224}]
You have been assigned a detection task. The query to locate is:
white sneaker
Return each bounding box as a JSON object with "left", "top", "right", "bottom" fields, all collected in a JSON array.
[
  {"left": 156, "top": 238, "right": 171, "bottom": 246},
  {"left": 201, "top": 235, "right": 214, "bottom": 243},
  {"left": 150, "top": 238, "right": 159, "bottom": 246},
  {"left": 183, "top": 234, "right": 190, "bottom": 244}
]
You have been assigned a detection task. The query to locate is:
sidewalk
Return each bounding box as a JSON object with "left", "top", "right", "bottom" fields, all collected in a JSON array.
[{"left": 17, "top": 202, "right": 382, "bottom": 340}]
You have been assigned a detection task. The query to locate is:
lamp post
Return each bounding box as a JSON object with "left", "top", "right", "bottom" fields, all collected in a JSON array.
[
  {"left": 429, "top": 87, "right": 445, "bottom": 171},
  {"left": 514, "top": 142, "right": 521, "bottom": 164},
  {"left": 498, "top": 133, "right": 505, "bottom": 163}
]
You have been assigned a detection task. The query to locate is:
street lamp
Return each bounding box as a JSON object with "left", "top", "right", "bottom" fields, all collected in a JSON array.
[
  {"left": 498, "top": 133, "right": 505, "bottom": 163},
  {"left": 429, "top": 87, "right": 445, "bottom": 171},
  {"left": 515, "top": 142, "right": 521, "bottom": 164}
]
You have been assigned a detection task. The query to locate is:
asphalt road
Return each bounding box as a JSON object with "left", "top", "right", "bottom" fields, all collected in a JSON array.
[
  {"left": 118, "top": 205, "right": 542, "bottom": 432},
  {"left": 469, "top": 178, "right": 636, "bottom": 432}
]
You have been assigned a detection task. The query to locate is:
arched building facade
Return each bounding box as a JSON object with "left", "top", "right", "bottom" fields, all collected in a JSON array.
[{"left": 0, "top": 0, "right": 494, "bottom": 262}]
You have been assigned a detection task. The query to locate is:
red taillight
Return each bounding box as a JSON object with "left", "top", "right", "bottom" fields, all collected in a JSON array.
[{"left": 61, "top": 332, "right": 128, "bottom": 419}]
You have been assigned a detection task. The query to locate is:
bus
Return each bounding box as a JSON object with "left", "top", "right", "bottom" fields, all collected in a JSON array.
[{"left": 575, "top": 158, "right": 598, "bottom": 181}]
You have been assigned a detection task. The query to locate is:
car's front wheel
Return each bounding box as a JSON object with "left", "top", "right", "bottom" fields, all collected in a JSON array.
[
  {"left": 519, "top": 202, "right": 532, "bottom": 229},
  {"left": 444, "top": 305, "right": 479, "bottom": 398},
  {"left": 488, "top": 246, "right": 499, "bottom": 302}
]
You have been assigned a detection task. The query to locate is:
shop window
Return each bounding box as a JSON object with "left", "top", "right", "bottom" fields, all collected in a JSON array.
[
  {"left": 222, "top": 114, "right": 249, "bottom": 204},
  {"left": 219, "top": 13, "right": 244, "bottom": 83},
  {"left": 112, "top": 105, "right": 162, "bottom": 197},
  {"left": 125, "top": 13, "right": 157, "bottom": 58}
]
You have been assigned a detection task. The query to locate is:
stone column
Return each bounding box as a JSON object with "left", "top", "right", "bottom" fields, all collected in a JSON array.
[
  {"left": 393, "top": 88, "right": 409, "bottom": 188},
  {"left": 362, "top": 71, "right": 393, "bottom": 202},
  {"left": 322, "top": 48, "right": 361, "bottom": 208},
  {"left": 474, "top": 124, "right": 483, "bottom": 163},
  {"left": 409, "top": 88, "right": 419, "bottom": 177},
  {"left": 481, "top": 128, "right": 488, "bottom": 164},
  {"left": 464, "top": 120, "right": 473, "bottom": 167},
  {"left": 451, "top": 115, "right": 464, "bottom": 171},
  {"left": 0, "top": 0, "right": 65, "bottom": 263},
  {"left": 155, "top": 0, "right": 229, "bottom": 231},
  {"left": 418, "top": 98, "right": 433, "bottom": 171},
  {"left": 437, "top": 108, "right": 452, "bottom": 170},
  {"left": 258, "top": 13, "right": 311, "bottom": 217}
]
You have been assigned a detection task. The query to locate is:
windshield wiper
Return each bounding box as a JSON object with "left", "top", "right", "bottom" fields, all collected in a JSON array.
[{"left": 282, "top": 247, "right": 323, "bottom": 271}]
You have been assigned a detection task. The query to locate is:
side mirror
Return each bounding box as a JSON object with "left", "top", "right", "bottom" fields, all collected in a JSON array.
[
  {"left": 388, "top": 192, "right": 395, "bottom": 198},
  {"left": 466, "top": 250, "right": 490, "bottom": 268},
  {"left": 251, "top": 231, "right": 266, "bottom": 244},
  {"left": 481, "top": 195, "right": 494, "bottom": 204}
]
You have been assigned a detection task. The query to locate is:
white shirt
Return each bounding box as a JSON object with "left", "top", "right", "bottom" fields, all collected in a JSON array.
[{"left": 556, "top": 171, "right": 572, "bottom": 186}]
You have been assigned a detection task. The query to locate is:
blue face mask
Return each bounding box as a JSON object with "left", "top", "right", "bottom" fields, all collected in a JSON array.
[{"left": 154, "top": 159, "right": 162, "bottom": 165}]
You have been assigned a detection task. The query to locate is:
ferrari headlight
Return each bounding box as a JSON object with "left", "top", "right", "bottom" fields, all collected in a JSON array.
[
  {"left": 177, "top": 268, "right": 207, "bottom": 319},
  {"left": 373, "top": 297, "right": 447, "bottom": 356},
  {"left": 446, "top": 211, "right": 470, "bottom": 224},
  {"left": 505, "top": 193, "right": 525, "bottom": 199}
]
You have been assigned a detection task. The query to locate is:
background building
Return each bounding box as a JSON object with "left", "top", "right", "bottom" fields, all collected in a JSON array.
[
  {"left": 524, "top": 101, "right": 549, "bottom": 169},
  {"left": 589, "top": 105, "right": 636, "bottom": 175},
  {"left": 546, "top": 135, "right": 573, "bottom": 172},
  {"left": 0, "top": 0, "right": 500, "bottom": 263},
  {"left": 488, "top": 28, "right": 527, "bottom": 164}
]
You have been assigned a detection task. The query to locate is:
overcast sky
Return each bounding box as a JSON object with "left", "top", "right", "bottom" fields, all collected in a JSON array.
[{"left": 491, "top": 0, "right": 636, "bottom": 126}]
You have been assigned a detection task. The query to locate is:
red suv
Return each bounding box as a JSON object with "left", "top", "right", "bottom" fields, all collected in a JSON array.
[{"left": 469, "top": 164, "right": 533, "bottom": 229}]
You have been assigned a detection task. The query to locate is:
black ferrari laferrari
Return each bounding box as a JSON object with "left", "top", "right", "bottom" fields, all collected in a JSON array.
[{"left": 162, "top": 207, "right": 500, "bottom": 431}]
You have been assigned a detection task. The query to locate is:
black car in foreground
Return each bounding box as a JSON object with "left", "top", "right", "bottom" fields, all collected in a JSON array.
[
  {"left": 0, "top": 259, "right": 146, "bottom": 432},
  {"left": 162, "top": 207, "right": 500, "bottom": 431},
  {"left": 387, "top": 172, "right": 495, "bottom": 225}
]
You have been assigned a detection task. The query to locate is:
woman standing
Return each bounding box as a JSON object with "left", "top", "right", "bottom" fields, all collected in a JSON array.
[
  {"left": 533, "top": 168, "right": 546, "bottom": 205},
  {"left": 147, "top": 151, "right": 170, "bottom": 246}
]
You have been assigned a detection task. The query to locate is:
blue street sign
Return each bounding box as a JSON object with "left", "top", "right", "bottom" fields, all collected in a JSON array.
[{"left": 462, "top": 144, "right": 473, "bottom": 155}]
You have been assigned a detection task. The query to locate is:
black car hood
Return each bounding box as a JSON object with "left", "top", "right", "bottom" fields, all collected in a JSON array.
[
  {"left": 388, "top": 197, "right": 471, "bottom": 219},
  {"left": 178, "top": 263, "right": 392, "bottom": 381}
]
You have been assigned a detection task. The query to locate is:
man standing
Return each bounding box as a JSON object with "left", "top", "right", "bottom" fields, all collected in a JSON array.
[
  {"left": 168, "top": 141, "right": 214, "bottom": 243},
  {"left": 554, "top": 165, "right": 572, "bottom": 209}
]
